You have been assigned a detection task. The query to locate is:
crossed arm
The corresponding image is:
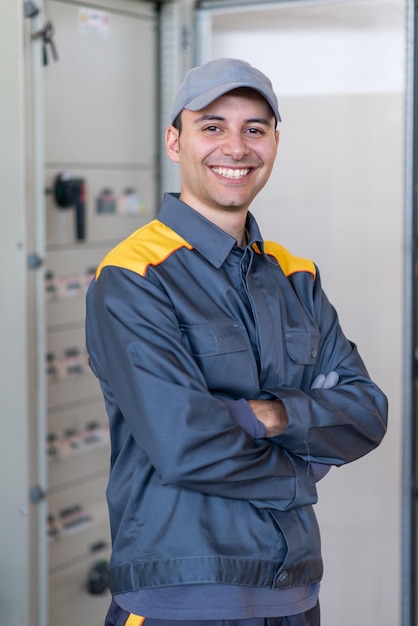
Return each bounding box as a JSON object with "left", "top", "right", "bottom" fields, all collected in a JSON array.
[
  {"left": 249, "top": 372, "right": 339, "bottom": 437},
  {"left": 245, "top": 372, "right": 339, "bottom": 483}
]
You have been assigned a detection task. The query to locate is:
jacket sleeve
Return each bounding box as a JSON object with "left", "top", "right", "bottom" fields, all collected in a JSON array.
[
  {"left": 269, "top": 269, "right": 388, "bottom": 465},
  {"left": 86, "top": 265, "right": 317, "bottom": 510},
  {"left": 220, "top": 397, "right": 330, "bottom": 481}
]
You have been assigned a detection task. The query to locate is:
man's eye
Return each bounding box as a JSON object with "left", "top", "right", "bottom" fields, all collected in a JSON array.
[
  {"left": 204, "top": 125, "right": 220, "bottom": 132},
  {"left": 246, "top": 127, "right": 264, "bottom": 135}
]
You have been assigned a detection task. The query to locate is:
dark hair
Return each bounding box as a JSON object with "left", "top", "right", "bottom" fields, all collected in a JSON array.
[{"left": 172, "top": 111, "right": 183, "bottom": 134}]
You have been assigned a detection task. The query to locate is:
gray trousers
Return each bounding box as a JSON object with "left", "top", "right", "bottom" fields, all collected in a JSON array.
[{"left": 105, "top": 598, "right": 320, "bottom": 626}]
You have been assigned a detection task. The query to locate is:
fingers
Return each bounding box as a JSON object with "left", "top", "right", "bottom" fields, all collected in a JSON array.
[
  {"left": 310, "top": 374, "right": 326, "bottom": 389},
  {"left": 310, "top": 371, "right": 339, "bottom": 390},
  {"left": 323, "top": 371, "right": 339, "bottom": 389}
]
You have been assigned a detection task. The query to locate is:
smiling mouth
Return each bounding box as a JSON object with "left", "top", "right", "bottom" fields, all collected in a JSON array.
[{"left": 211, "top": 167, "right": 251, "bottom": 180}]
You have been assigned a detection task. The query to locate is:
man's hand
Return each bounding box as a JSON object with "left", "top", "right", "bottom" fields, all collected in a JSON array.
[
  {"left": 247, "top": 399, "right": 289, "bottom": 437},
  {"left": 247, "top": 372, "right": 339, "bottom": 438}
]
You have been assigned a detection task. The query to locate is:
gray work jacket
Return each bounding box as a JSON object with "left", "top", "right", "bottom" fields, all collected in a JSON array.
[{"left": 86, "top": 193, "right": 388, "bottom": 595}]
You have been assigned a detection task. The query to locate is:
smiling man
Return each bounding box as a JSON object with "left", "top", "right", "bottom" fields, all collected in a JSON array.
[{"left": 86, "top": 59, "right": 388, "bottom": 626}]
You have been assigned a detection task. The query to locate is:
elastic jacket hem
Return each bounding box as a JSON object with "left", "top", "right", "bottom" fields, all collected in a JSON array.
[{"left": 108, "top": 556, "right": 324, "bottom": 593}]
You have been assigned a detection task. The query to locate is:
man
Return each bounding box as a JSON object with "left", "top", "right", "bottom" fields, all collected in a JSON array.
[{"left": 86, "top": 58, "right": 388, "bottom": 626}]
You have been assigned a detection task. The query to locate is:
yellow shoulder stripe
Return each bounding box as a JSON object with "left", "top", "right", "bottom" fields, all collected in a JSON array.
[
  {"left": 96, "top": 220, "right": 193, "bottom": 279},
  {"left": 261, "top": 241, "right": 316, "bottom": 278}
]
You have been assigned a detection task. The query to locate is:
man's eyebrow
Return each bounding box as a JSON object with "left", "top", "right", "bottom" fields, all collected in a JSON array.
[
  {"left": 193, "top": 114, "right": 225, "bottom": 124},
  {"left": 193, "top": 114, "right": 273, "bottom": 127},
  {"left": 246, "top": 117, "right": 273, "bottom": 127}
]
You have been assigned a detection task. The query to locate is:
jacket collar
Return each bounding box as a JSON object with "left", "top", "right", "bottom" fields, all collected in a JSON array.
[{"left": 158, "top": 193, "right": 264, "bottom": 269}]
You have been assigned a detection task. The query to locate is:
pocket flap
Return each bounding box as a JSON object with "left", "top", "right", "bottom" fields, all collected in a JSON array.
[
  {"left": 284, "top": 331, "right": 320, "bottom": 365},
  {"left": 181, "top": 321, "right": 247, "bottom": 357}
]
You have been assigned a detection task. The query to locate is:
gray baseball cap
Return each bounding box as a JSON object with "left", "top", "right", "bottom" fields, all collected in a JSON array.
[{"left": 170, "top": 58, "right": 281, "bottom": 125}]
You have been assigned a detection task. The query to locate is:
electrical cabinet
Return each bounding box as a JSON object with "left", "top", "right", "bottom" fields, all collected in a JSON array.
[{"left": 43, "top": 2, "right": 157, "bottom": 624}]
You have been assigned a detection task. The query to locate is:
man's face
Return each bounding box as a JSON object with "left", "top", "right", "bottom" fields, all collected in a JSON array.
[{"left": 166, "top": 88, "right": 279, "bottom": 218}]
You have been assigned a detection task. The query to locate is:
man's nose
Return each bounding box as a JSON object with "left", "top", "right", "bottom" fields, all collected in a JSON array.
[{"left": 221, "top": 132, "right": 249, "bottom": 160}]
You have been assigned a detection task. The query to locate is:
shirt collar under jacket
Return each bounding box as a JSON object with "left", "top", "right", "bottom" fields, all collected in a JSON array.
[{"left": 158, "top": 193, "right": 265, "bottom": 269}]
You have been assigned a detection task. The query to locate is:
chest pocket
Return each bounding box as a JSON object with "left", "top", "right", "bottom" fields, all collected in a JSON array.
[
  {"left": 283, "top": 331, "right": 320, "bottom": 389},
  {"left": 180, "top": 320, "right": 258, "bottom": 398}
]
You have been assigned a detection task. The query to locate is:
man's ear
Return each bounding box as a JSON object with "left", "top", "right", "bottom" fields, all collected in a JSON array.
[{"left": 166, "top": 126, "right": 180, "bottom": 163}]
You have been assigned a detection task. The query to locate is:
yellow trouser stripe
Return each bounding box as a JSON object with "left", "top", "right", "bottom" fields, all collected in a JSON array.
[{"left": 125, "top": 614, "right": 145, "bottom": 626}]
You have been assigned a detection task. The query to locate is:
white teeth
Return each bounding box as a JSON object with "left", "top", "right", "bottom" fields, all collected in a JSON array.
[{"left": 212, "top": 167, "right": 250, "bottom": 179}]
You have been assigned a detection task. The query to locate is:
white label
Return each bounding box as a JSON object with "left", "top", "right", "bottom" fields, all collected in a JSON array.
[{"left": 78, "top": 7, "right": 111, "bottom": 38}]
